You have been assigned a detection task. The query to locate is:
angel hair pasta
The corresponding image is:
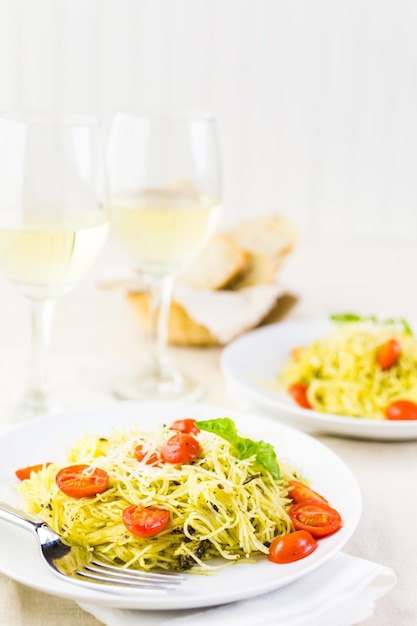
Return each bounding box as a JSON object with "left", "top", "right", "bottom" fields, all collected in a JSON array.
[
  {"left": 278, "top": 319, "right": 417, "bottom": 419},
  {"left": 18, "top": 419, "right": 301, "bottom": 573}
]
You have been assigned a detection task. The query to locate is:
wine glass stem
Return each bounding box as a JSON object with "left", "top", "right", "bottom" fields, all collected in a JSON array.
[
  {"left": 145, "top": 274, "right": 175, "bottom": 379},
  {"left": 26, "top": 299, "right": 55, "bottom": 409}
]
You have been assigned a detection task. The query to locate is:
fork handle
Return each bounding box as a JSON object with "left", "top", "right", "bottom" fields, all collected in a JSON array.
[{"left": 0, "top": 501, "right": 43, "bottom": 533}]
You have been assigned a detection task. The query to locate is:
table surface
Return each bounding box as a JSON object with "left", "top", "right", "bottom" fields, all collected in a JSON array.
[{"left": 0, "top": 235, "right": 416, "bottom": 626}]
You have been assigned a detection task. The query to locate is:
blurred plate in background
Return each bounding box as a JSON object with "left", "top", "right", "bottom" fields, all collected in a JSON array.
[{"left": 221, "top": 318, "right": 417, "bottom": 441}]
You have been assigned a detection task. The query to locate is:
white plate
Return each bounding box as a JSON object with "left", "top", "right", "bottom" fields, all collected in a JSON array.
[
  {"left": 0, "top": 401, "right": 361, "bottom": 610},
  {"left": 221, "top": 318, "right": 417, "bottom": 441}
]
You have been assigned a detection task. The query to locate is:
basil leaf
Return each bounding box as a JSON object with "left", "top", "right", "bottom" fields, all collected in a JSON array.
[
  {"left": 250, "top": 440, "right": 280, "bottom": 480},
  {"left": 330, "top": 313, "right": 377, "bottom": 323},
  {"left": 330, "top": 313, "right": 363, "bottom": 322},
  {"left": 401, "top": 319, "right": 413, "bottom": 336},
  {"left": 330, "top": 313, "right": 413, "bottom": 336},
  {"left": 195, "top": 418, "right": 280, "bottom": 479},
  {"left": 196, "top": 417, "right": 239, "bottom": 446},
  {"left": 384, "top": 317, "right": 413, "bottom": 336}
]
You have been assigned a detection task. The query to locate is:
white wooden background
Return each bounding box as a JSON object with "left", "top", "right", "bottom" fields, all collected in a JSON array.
[{"left": 1, "top": 0, "right": 417, "bottom": 242}]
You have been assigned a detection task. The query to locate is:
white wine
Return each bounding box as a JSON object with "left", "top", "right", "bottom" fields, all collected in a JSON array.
[
  {"left": 0, "top": 209, "right": 109, "bottom": 299},
  {"left": 111, "top": 190, "right": 221, "bottom": 276}
]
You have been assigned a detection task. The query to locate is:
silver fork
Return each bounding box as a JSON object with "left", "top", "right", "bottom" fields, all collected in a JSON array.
[{"left": 0, "top": 502, "right": 184, "bottom": 593}]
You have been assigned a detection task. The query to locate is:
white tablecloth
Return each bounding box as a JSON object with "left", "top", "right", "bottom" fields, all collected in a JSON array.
[{"left": 0, "top": 235, "right": 416, "bottom": 625}]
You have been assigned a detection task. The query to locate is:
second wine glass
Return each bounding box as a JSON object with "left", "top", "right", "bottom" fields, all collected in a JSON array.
[{"left": 107, "top": 110, "right": 221, "bottom": 401}]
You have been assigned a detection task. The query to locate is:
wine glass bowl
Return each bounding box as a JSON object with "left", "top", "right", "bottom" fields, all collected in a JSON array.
[
  {"left": 0, "top": 111, "right": 110, "bottom": 420},
  {"left": 107, "top": 110, "right": 221, "bottom": 401}
]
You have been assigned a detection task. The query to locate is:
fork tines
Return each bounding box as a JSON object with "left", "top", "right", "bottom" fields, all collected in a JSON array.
[{"left": 76, "top": 559, "right": 186, "bottom": 591}]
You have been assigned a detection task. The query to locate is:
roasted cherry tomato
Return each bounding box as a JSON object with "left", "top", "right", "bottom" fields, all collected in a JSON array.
[
  {"left": 289, "top": 502, "right": 342, "bottom": 538},
  {"left": 377, "top": 338, "right": 401, "bottom": 370},
  {"left": 267, "top": 530, "right": 317, "bottom": 564},
  {"left": 15, "top": 463, "right": 52, "bottom": 481},
  {"left": 385, "top": 399, "right": 417, "bottom": 421},
  {"left": 122, "top": 504, "right": 169, "bottom": 537},
  {"left": 170, "top": 418, "right": 200, "bottom": 435},
  {"left": 161, "top": 432, "right": 201, "bottom": 464},
  {"left": 288, "top": 382, "right": 312, "bottom": 409},
  {"left": 288, "top": 480, "right": 329, "bottom": 505},
  {"left": 291, "top": 347, "right": 303, "bottom": 361},
  {"left": 55, "top": 464, "right": 109, "bottom": 498},
  {"left": 134, "top": 444, "right": 160, "bottom": 465}
]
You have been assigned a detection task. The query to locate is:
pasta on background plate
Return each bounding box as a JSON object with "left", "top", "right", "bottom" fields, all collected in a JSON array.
[{"left": 278, "top": 318, "right": 417, "bottom": 420}]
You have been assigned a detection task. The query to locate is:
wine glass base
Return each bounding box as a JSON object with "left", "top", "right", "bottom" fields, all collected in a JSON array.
[
  {"left": 112, "top": 371, "right": 205, "bottom": 403},
  {"left": 13, "top": 392, "right": 61, "bottom": 423}
]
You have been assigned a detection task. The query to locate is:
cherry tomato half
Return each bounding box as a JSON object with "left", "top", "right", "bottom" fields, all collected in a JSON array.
[
  {"left": 288, "top": 480, "right": 329, "bottom": 505},
  {"left": 267, "top": 530, "right": 317, "bottom": 564},
  {"left": 55, "top": 464, "right": 109, "bottom": 498},
  {"left": 288, "top": 382, "right": 312, "bottom": 409},
  {"left": 385, "top": 399, "right": 417, "bottom": 421},
  {"left": 161, "top": 433, "right": 201, "bottom": 464},
  {"left": 378, "top": 338, "right": 401, "bottom": 370},
  {"left": 289, "top": 502, "right": 342, "bottom": 538},
  {"left": 122, "top": 505, "right": 170, "bottom": 537},
  {"left": 291, "top": 347, "right": 303, "bottom": 361},
  {"left": 134, "top": 444, "right": 160, "bottom": 465},
  {"left": 15, "top": 463, "right": 52, "bottom": 481},
  {"left": 170, "top": 418, "right": 200, "bottom": 435}
]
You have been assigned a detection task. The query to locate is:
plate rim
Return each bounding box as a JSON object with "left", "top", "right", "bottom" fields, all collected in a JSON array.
[{"left": 0, "top": 400, "right": 362, "bottom": 610}]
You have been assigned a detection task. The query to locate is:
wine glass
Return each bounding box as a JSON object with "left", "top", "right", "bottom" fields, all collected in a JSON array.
[
  {"left": 107, "top": 110, "right": 221, "bottom": 401},
  {"left": 0, "top": 111, "right": 110, "bottom": 420}
]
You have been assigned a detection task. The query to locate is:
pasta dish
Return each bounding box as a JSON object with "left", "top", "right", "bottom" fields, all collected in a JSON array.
[
  {"left": 278, "top": 318, "right": 417, "bottom": 419},
  {"left": 17, "top": 418, "right": 302, "bottom": 572}
]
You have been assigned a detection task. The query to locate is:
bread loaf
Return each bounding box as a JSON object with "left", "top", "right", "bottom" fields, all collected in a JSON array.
[
  {"left": 178, "top": 235, "right": 248, "bottom": 290},
  {"left": 127, "top": 213, "right": 299, "bottom": 345}
]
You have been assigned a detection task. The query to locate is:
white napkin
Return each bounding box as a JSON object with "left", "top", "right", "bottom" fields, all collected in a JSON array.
[
  {"left": 78, "top": 552, "right": 396, "bottom": 626},
  {"left": 97, "top": 269, "right": 287, "bottom": 344},
  {"left": 174, "top": 283, "right": 285, "bottom": 344}
]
